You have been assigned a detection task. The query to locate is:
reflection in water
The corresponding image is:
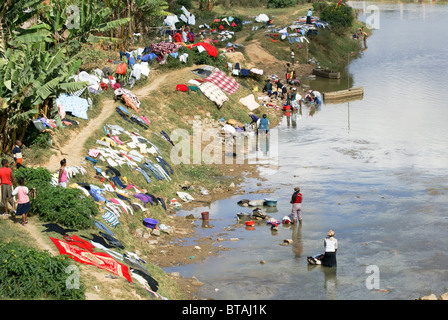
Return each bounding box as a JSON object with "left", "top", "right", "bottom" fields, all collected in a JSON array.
[
  {"left": 292, "top": 224, "right": 303, "bottom": 257},
  {"left": 307, "top": 265, "right": 338, "bottom": 300}
]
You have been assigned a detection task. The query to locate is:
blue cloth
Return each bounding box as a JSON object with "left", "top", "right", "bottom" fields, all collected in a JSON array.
[
  {"left": 169, "top": 52, "right": 179, "bottom": 59},
  {"left": 136, "top": 168, "right": 152, "bottom": 184},
  {"left": 111, "top": 176, "right": 127, "bottom": 189},
  {"left": 94, "top": 220, "right": 114, "bottom": 236},
  {"left": 56, "top": 94, "right": 90, "bottom": 120},
  {"left": 155, "top": 156, "right": 173, "bottom": 176},
  {"left": 128, "top": 56, "right": 135, "bottom": 67}
]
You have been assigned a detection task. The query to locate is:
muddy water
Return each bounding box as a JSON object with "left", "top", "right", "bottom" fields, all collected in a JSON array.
[{"left": 164, "top": 2, "right": 448, "bottom": 300}]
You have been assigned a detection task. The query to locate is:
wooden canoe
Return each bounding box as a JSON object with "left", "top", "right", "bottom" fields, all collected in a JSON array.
[
  {"left": 312, "top": 68, "right": 341, "bottom": 79},
  {"left": 323, "top": 86, "right": 364, "bottom": 101}
]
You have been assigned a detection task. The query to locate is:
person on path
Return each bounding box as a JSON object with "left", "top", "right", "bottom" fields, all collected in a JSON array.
[
  {"left": 257, "top": 114, "right": 270, "bottom": 135},
  {"left": 58, "top": 158, "right": 68, "bottom": 188},
  {"left": 9, "top": 177, "right": 34, "bottom": 226},
  {"left": 13, "top": 140, "right": 25, "bottom": 168},
  {"left": 291, "top": 49, "right": 295, "bottom": 65},
  {"left": 290, "top": 187, "right": 302, "bottom": 225},
  {"left": 0, "top": 159, "right": 17, "bottom": 215}
]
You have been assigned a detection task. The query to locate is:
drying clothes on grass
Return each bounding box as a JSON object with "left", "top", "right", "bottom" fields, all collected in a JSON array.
[
  {"left": 114, "top": 88, "right": 140, "bottom": 112},
  {"left": 204, "top": 70, "right": 239, "bottom": 95},
  {"left": 56, "top": 94, "right": 91, "bottom": 120},
  {"left": 199, "top": 81, "right": 229, "bottom": 109},
  {"left": 190, "top": 42, "right": 218, "bottom": 57},
  {"left": 239, "top": 94, "right": 260, "bottom": 111},
  {"left": 50, "top": 237, "right": 132, "bottom": 282}
]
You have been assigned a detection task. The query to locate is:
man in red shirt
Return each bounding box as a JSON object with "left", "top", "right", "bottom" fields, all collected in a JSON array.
[
  {"left": 290, "top": 187, "right": 302, "bottom": 225},
  {"left": 0, "top": 159, "right": 17, "bottom": 215}
]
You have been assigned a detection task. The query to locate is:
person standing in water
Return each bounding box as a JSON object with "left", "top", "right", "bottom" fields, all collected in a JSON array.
[
  {"left": 290, "top": 187, "right": 302, "bottom": 225},
  {"left": 257, "top": 114, "right": 270, "bottom": 135}
]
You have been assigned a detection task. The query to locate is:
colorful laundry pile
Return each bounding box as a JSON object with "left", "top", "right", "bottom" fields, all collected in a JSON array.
[{"left": 114, "top": 88, "right": 141, "bottom": 112}]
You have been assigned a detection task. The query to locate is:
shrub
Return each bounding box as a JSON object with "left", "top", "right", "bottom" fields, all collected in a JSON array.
[
  {"left": 0, "top": 241, "right": 85, "bottom": 300},
  {"left": 267, "top": 0, "right": 296, "bottom": 8},
  {"left": 14, "top": 167, "right": 98, "bottom": 228},
  {"left": 320, "top": 3, "right": 354, "bottom": 28},
  {"left": 313, "top": 1, "right": 329, "bottom": 13},
  {"left": 32, "top": 187, "right": 99, "bottom": 229},
  {"left": 14, "top": 166, "right": 52, "bottom": 189}
]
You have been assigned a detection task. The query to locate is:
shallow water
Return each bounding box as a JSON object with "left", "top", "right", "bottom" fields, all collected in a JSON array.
[{"left": 164, "top": 2, "right": 448, "bottom": 300}]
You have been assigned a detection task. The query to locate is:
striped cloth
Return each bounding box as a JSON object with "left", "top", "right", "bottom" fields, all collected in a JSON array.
[
  {"left": 204, "top": 70, "right": 239, "bottom": 95},
  {"left": 199, "top": 82, "right": 229, "bottom": 109}
]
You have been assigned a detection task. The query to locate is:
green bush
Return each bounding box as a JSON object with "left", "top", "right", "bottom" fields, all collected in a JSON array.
[
  {"left": 14, "top": 167, "right": 98, "bottom": 228},
  {"left": 32, "top": 187, "right": 99, "bottom": 229},
  {"left": 320, "top": 3, "right": 354, "bottom": 28},
  {"left": 267, "top": 0, "right": 296, "bottom": 8},
  {"left": 14, "top": 166, "right": 52, "bottom": 189},
  {"left": 0, "top": 241, "right": 85, "bottom": 300},
  {"left": 313, "top": 1, "right": 329, "bottom": 13}
]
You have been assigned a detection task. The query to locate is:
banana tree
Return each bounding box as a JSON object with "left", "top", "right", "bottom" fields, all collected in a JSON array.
[{"left": 0, "top": 39, "right": 87, "bottom": 152}]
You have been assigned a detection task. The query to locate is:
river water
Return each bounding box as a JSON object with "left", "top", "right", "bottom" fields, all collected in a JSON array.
[{"left": 164, "top": 2, "right": 448, "bottom": 300}]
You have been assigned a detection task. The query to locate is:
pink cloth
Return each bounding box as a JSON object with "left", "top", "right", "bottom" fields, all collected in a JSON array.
[{"left": 88, "top": 149, "right": 100, "bottom": 157}]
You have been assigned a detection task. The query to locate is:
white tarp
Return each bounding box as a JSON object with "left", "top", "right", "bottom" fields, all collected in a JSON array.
[{"left": 255, "top": 14, "right": 269, "bottom": 23}]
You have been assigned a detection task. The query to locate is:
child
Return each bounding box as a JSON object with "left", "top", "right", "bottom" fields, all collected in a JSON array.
[
  {"left": 9, "top": 177, "right": 34, "bottom": 226},
  {"left": 58, "top": 158, "right": 68, "bottom": 188}
]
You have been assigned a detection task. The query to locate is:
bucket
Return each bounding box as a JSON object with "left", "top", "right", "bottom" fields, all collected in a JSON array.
[
  {"left": 201, "top": 212, "right": 209, "bottom": 220},
  {"left": 245, "top": 220, "right": 255, "bottom": 226},
  {"left": 143, "top": 218, "right": 158, "bottom": 229}
]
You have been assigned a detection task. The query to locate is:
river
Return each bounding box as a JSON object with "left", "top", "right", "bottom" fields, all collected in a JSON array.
[{"left": 164, "top": 1, "right": 448, "bottom": 300}]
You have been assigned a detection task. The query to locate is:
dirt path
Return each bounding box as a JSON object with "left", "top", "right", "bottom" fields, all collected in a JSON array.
[{"left": 42, "top": 72, "right": 170, "bottom": 173}]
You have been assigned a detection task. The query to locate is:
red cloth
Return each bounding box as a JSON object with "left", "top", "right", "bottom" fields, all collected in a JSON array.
[
  {"left": 176, "top": 84, "right": 188, "bottom": 92},
  {"left": 50, "top": 237, "right": 132, "bottom": 282},
  {"left": 231, "top": 22, "right": 237, "bottom": 27},
  {"left": 190, "top": 42, "right": 218, "bottom": 58},
  {"left": 204, "top": 70, "right": 240, "bottom": 95},
  {"left": 63, "top": 235, "right": 95, "bottom": 252}
]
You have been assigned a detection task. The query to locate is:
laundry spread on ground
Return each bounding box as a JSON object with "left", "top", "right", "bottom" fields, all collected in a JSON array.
[
  {"left": 50, "top": 236, "right": 133, "bottom": 283},
  {"left": 199, "top": 81, "right": 229, "bottom": 109},
  {"left": 204, "top": 70, "right": 239, "bottom": 95}
]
